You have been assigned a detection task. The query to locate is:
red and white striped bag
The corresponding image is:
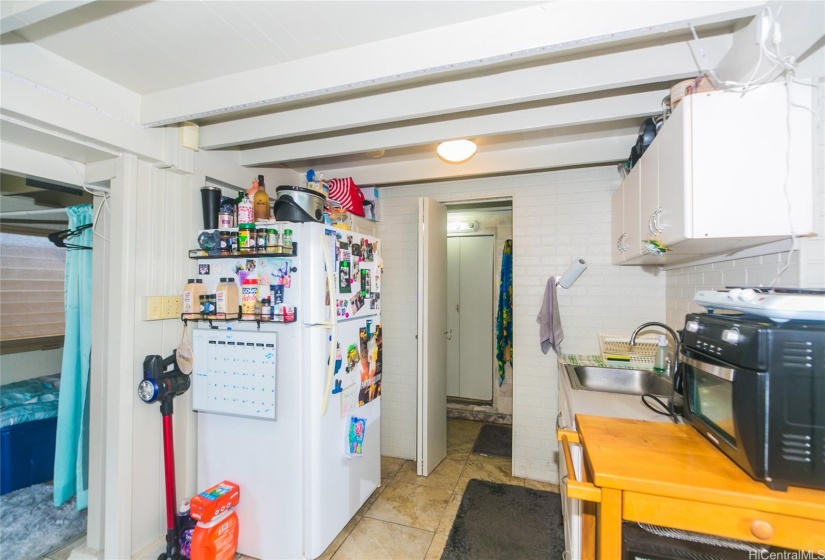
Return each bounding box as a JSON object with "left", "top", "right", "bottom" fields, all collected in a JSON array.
[{"left": 326, "top": 177, "right": 366, "bottom": 217}]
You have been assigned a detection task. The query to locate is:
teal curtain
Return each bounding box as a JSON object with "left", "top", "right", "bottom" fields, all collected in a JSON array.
[
  {"left": 495, "top": 240, "right": 513, "bottom": 386},
  {"left": 53, "top": 204, "right": 93, "bottom": 509}
]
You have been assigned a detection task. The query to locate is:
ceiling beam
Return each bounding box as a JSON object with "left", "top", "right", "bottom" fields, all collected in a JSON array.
[
  {"left": 240, "top": 90, "right": 667, "bottom": 166},
  {"left": 0, "top": 0, "right": 96, "bottom": 35},
  {"left": 318, "top": 134, "right": 636, "bottom": 187},
  {"left": 142, "top": 1, "right": 761, "bottom": 127},
  {"left": 203, "top": 35, "right": 730, "bottom": 152}
]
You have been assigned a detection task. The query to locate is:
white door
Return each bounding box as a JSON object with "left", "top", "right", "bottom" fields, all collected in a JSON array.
[
  {"left": 458, "top": 235, "right": 494, "bottom": 400},
  {"left": 446, "top": 235, "right": 494, "bottom": 401},
  {"left": 417, "top": 197, "right": 447, "bottom": 476},
  {"left": 446, "top": 238, "right": 460, "bottom": 397}
]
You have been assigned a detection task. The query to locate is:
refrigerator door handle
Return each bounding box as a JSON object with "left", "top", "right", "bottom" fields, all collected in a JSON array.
[{"left": 320, "top": 231, "right": 338, "bottom": 415}]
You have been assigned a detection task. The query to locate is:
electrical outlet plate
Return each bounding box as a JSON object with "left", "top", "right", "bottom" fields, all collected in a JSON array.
[
  {"left": 146, "top": 296, "right": 162, "bottom": 321},
  {"left": 161, "top": 296, "right": 183, "bottom": 319}
]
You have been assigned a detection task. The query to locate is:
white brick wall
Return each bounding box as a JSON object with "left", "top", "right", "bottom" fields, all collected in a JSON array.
[
  {"left": 378, "top": 167, "right": 666, "bottom": 481},
  {"left": 665, "top": 253, "right": 800, "bottom": 328}
]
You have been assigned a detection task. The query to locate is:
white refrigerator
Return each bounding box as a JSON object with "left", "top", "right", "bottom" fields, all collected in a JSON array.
[{"left": 192, "top": 222, "right": 382, "bottom": 559}]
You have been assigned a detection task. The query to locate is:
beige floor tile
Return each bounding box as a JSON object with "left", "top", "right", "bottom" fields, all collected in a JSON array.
[
  {"left": 45, "top": 536, "right": 86, "bottom": 560},
  {"left": 525, "top": 479, "right": 561, "bottom": 493},
  {"left": 446, "top": 419, "right": 483, "bottom": 460},
  {"left": 363, "top": 479, "right": 453, "bottom": 532},
  {"left": 317, "top": 515, "right": 362, "bottom": 560},
  {"left": 331, "top": 517, "right": 434, "bottom": 560},
  {"left": 456, "top": 455, "right": 525, "bottom": 492},
  {"left": 393, "top": 457, "right": 464, "bottom": 490},
  {"left": 434, "top": 491, "right": 462, "bottom": 536},
  {"left": 424, "top": 530, "right": 449, "bottom": 560},
  {"left": 381, "top": 456, "right": 407, "bottom": 485},
  {"left": 356, "top": 487, "right": 382, "bottom": 517}
]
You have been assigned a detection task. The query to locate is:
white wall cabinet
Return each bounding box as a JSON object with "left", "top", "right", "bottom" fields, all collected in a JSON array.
[{"left": 612, "top": 81, "right": 813, "bottom": 266}]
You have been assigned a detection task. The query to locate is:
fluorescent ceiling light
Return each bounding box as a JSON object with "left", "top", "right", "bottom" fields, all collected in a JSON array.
[{"left": 437, "top": 139, "right": 477, "bottom": 163}]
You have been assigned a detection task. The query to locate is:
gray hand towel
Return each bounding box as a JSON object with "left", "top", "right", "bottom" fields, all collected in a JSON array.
[{"left": 537, "top": 277, "right": 563, "bottom": 354}]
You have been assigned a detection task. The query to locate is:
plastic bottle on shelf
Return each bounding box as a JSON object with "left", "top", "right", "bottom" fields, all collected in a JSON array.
[
  {"left": 241, "top": 277, "right": 258, "bottom": 319},
  {"left": 216, "top": 278, "right": 239, "bottom": 319},
  {"left": 237, "top": 192, "right": 254, "bottom": 225},
  {"left": 184, "top": 279, "right": 207, "bottom": 319},
  {"left": 254, "top": 175, "right": 270, "bottom": 221},
  {"left": 266, "top": 227, "right": 279, "bottom": 254},
  {"left": 654, "top": 335, "right": 667, "bottom": 372}
]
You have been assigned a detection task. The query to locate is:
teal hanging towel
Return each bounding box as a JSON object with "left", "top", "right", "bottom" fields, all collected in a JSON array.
[{"left": 495, "top": 240, "right": 513, "bottom": 386}]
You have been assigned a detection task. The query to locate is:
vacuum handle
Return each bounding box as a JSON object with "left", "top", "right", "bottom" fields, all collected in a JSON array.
[{"left": 143, "top": 354, "right": 178, "bottom": 380}]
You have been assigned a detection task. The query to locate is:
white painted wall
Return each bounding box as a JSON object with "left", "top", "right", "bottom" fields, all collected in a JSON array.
[
  {"left": 0, "top": 348, "right": 63, "bottom": 384},
  {"left": 378, "top": 167, "right": 666, "bottom": 480}
]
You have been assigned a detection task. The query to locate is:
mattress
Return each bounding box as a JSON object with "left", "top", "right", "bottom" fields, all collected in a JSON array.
[
  {"left": 0, "top": 374, "right": 60, "bottom": 428},
  {"left": 0, "top": 374, "right": 61, "bottom": 495}
]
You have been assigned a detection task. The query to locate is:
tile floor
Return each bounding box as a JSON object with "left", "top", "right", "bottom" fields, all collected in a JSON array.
[{"left": 43, "top": 419, "right": 559, "bottom": 560}]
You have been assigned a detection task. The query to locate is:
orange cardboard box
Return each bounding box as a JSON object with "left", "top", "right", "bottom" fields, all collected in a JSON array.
[{"left": 190, "top": 480, "right": 240, "bottom": 523}]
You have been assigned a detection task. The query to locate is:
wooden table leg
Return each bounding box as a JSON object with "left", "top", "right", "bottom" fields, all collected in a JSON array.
[{"left": 598, "top": 488, "right": 622, "bottom": 559}]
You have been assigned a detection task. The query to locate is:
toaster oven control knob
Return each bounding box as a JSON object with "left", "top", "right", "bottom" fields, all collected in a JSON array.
[
  {"left": 722, "top": 328, "right": 741, "bottom": 344},
  {"left": 739, "top": 288, "right": 758, "bottom": 302},
  {"left": 750, "top": 519, "right": 774, "bottom": 540},
  {"left": 685, "top": 320, "right": 700, "bottom": 333}
]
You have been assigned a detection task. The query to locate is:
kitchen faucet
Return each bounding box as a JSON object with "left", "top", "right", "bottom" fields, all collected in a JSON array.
[
  {"left": 630, "top": 321, "right": 684, "bottom": 420},
  {"left": 629, "top": 322, "right": 681, "bottom": 377}
]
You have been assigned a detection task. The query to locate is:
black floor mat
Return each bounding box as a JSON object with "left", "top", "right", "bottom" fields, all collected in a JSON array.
[
  {"left": 471, "top": 423, "right": 512, "bottom": 457},
  {"left": 441, "top": 479, "right": 564, "bottom": 560}
]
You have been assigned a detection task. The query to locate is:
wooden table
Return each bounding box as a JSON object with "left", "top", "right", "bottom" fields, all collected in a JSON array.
[{"left": 558, "top": 415, "right": 825, "bottom": 558}]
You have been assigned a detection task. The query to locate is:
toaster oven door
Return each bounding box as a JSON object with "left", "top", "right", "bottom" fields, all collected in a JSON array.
[{"left": 682, "top": 354, "right": 737, "bottom": 447}]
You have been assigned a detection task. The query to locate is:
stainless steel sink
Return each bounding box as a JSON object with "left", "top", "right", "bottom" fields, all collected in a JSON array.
[{"left": 564, "top": 364, "right": 671, "bottom": 396}]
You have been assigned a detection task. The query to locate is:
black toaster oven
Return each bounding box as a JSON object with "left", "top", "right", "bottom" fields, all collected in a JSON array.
[{"left": 680, "top": 312, "right": 825, "bottom": 491}]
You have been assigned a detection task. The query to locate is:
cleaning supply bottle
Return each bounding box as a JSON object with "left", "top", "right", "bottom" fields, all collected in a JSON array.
[
  {"left": 654, "top": 335, "right": 667, "bottom": 372},
  {"left": 177, "top": 499, "right": 197, "bottom": 559},
  {"left": 189, "top": 508, "right": 239, "bottom": 560}
]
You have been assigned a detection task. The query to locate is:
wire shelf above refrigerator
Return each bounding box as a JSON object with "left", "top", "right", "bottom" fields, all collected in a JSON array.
[
  {"left": 181, "top": 307, "right": 297, "bottom": 328},
  {"left": 189, "top": 242, "right": 298, "bottom": 259}
]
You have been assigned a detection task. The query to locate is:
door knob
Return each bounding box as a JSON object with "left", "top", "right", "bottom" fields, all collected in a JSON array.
[{"left": 444, "top": 329, "right": 452, "bottom": 340}]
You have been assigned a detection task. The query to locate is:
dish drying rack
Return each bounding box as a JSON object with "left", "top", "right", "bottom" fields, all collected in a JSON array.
[{"left": 599, "top": 333, "right": 658, "bottom": 367}]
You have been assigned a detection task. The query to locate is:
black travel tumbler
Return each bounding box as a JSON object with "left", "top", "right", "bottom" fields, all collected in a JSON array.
[{"left": 200, "top": 186, "right": 221, "bottom": 230}]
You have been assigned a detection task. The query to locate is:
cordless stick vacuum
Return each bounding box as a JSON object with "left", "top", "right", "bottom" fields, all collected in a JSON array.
[{"left": 138, "top": 354, "right": 192, "bottom": 560}]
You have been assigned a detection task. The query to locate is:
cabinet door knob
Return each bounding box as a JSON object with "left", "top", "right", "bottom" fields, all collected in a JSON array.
[{"left": 750, "top": 520, "right": 774, "bottom": 540}]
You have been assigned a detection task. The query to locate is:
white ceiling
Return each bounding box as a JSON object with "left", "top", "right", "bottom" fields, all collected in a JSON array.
[{"left": 1, "top": 0, "right": 823, "bottom": 188}]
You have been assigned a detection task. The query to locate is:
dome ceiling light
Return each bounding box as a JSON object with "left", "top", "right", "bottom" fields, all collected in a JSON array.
[{"left": 437, "top": 139, "right": 477, "bottom": 163}]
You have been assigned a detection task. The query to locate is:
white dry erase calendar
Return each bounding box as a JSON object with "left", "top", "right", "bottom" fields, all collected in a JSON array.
[{"left": 192, "top": 329, "right": 277, "bottom": 420}]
